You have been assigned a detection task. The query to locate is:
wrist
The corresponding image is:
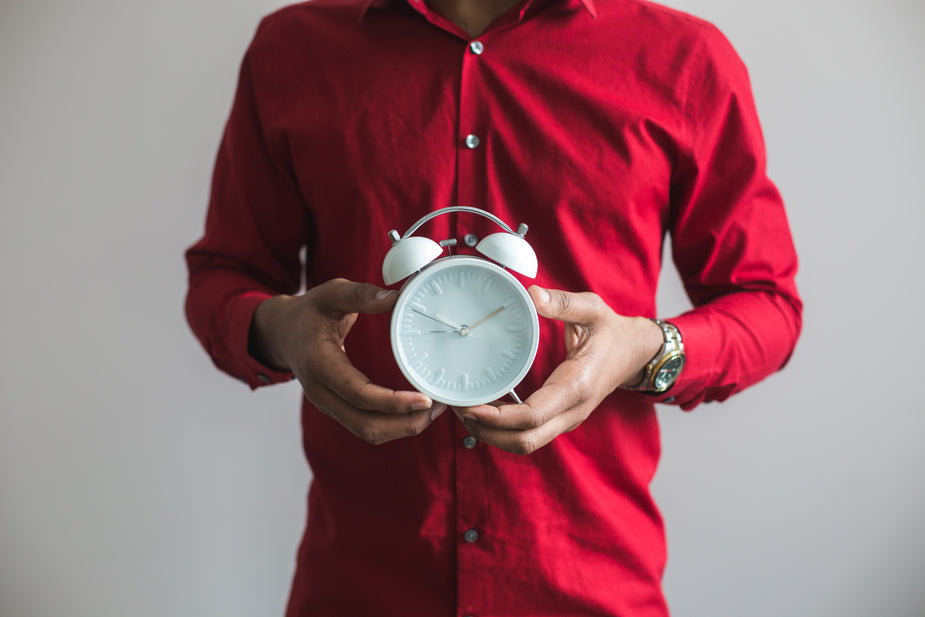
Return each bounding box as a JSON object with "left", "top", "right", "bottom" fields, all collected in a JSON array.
[
  {"left": 625, "top": 317, "right": 665, "bottom": 387},
  {"left": 248, "top": 294, "right": 298, "bottom": 371},
  {"left": 625, "top": 319, "right": 686, "bottom": 393}
]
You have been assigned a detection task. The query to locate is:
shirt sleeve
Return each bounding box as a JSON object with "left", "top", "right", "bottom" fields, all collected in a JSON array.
[
  {"left": 184, "top": 28, "right": 308, "bottom": 389},
  {"left": 655, "top": 25, "right": 803, "bottom": 410}
]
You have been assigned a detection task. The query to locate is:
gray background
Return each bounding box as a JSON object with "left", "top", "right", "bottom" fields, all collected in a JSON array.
[{"left": 1, "top": 0, "right": 923, "bottom": 615}]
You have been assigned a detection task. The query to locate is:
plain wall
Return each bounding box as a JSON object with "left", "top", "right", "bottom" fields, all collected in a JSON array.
[{"left": 1, "top": 0, "right": 923, "bottom": 615}]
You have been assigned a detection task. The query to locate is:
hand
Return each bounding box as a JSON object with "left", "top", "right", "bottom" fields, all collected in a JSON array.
[
  {"left": 249, "top": 279, "right": 445, "bottom": 444},
  {"left": 453, "top": 286, "right": 663, "bottom": 455}
]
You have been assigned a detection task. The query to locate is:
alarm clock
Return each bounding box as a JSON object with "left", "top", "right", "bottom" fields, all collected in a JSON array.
[{"left": 382, "top": 206, "right": 540, "bottom": 407}]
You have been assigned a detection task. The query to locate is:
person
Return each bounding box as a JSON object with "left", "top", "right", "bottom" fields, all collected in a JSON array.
[{"left": 185, "top": 0, "right": 802, "bottom": 614}]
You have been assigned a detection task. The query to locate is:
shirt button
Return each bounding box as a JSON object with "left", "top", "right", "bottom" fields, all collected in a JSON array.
[
  {"left": 463, "top": 529, "right": 479, "bottom": 543},
  {"left": 470, "top": 41, "right": 484, "bottom": 55},
  {"left": 463, "top": 435, "right": 477, "bottom": 449},
  {"left": 464, "top": 134, "right": 480, "bottom": 149},
  {"left": 463, "top": 233, "right": 479, "bottom": 247}
]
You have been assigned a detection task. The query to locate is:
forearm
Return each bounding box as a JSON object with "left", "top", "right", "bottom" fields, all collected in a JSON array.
[
  {"left": 662, "top": 289, "right": 802, "bottom": 409},
  {"left": 185, "top": 253, "right": 297, "bottom": 388}
]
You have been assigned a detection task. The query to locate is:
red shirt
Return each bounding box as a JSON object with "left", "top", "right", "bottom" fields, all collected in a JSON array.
[{"left": 185, "top": 0, "right": 802, "bottom": 615}]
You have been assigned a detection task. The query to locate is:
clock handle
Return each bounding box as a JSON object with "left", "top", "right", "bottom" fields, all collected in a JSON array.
[
  {"left": 401, "top": 206, "right": 521, "bottom": 238},
  {"left": 509, "top": 390, "right": 523, "bottom": 405}
]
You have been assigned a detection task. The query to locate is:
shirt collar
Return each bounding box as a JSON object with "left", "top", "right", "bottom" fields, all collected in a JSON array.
[
  {"left": 574, "top": 0, "right": 597, "bottom": 19},
  {"left": 358, "top": 0, "right": 597, "bottom": 23}
]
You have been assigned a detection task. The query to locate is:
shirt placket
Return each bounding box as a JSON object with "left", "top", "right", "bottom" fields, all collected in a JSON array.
[
  {"left": 456, "top": 38, "right": 487, "bottom": 211},
  {"left": 454, "top": 35, "right": 492, "bottom": 617}
]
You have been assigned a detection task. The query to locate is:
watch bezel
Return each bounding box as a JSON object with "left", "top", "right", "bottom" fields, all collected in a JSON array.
[{"left": 651, "top": 353, "right": 685, "bottom": 393}]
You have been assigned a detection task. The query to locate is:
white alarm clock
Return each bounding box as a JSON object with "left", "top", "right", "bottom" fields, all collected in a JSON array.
[{"left": 383, "top": 206, "right": 540, "bottom": 407}]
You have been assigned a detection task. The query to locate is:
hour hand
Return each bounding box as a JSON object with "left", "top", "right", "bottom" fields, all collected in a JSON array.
[{"left": 468, "top": 306, "right": 506, "bottom": 332}]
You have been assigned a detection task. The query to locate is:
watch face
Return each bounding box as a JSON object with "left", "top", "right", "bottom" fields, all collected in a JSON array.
[
  {"left": 653, "top": 355, "right": 685, "bottom": 392},
  {"left": 390, "top": 256, "right": 540, "bottom": 406}
]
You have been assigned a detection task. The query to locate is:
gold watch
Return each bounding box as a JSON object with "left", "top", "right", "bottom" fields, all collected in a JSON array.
[{"left": 626, "top": 319, "right": 685, "bottom": 393}]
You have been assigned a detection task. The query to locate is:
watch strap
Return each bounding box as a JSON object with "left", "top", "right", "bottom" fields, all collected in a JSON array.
[{"left": 624, "top": 319, "right": 684, "bottom": 393}]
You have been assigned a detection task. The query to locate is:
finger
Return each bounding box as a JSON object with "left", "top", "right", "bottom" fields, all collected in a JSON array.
[
  {"left": 459, "top": 409, "right": 581, "bottom": 455},
  {"left": 529, "top": 286, "right": 607, "bottom": 324},
  {"left": 307, "top": 343, "right": 434, "bottom": 414},
  {"left": 456, "top": 357, "right": 588, "bottom": 430},
  {"left": 306, "top": 382, "right": 447, "bottom": 445},
  {"left": 314, "top": 278, "right": 398, "bottom": 316}
]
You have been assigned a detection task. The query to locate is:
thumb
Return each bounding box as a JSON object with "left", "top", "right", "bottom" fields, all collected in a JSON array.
[
  {"left": 314, "top": 279, "right": 398, "bottom": 315},
  {"left": 529, "top": 285, "right": 604, "bottom": 324}
]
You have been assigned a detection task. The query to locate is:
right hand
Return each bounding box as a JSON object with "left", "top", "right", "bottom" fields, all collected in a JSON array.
[{"left": 249, "top": 278, "right": 446, "bottom": 444}]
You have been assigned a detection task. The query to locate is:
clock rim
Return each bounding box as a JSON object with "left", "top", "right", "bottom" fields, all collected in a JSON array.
[{"left": 390, "top": 256, "right": 540, "bottom": 407}]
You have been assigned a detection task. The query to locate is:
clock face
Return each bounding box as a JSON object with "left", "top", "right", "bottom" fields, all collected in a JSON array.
[{"left": 390, "top": 256, "right": 540, "bottom": 406}]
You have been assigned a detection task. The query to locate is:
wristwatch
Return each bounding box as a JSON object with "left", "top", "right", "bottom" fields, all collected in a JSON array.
[{"left": 626, "top": 319, "right": 685, "bottom": 394}]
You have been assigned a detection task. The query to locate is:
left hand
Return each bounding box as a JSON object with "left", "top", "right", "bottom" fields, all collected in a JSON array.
[{"left": 453, "top": 285, "right": 663, "bottom": 455}]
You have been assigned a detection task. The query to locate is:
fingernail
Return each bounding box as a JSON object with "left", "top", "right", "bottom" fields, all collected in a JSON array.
[
  {"left": 430, "top": 404, "right": 447, "bottom": 421},
  {"left": 536, "top": 287, "right": 550, "bottom": 303},
  {"left": 375, "top": 289, "right": 395, "bottom": 300},
  {"left": 411, "top": 399, "right": 433, "bottom": 411},
  {"left": 460, "top": 413, "right": 478, "bottom": 423}
]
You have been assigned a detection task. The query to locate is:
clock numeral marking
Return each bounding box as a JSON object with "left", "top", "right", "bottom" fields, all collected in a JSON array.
[
  {"left": 404, "top": 328, "right": 422, "bottom": 335},
  {"left": 505, "top": 325, "right": 523, "bottom": 334},
  {"left": 485, "top": 366, "right": 497, "bottom": 381},
  {"left": 411, "top": 302, "right": 427, "bottom": 313},
  {"left": 458, "top": 271, "right": 467, "bottom": 288},
  {"left": 482, "top": 277, "right": 494, "bottom": 293},
  {"left": 431, "top": 281, "right": 443, "bottom": 296},
  {"left": 501, "top": 348, "right": 518, "bottom": 361},
  {"left": 435, "top": 368, "right": 446, "bottom": 384},
  {"left": 461, "top": 374, "right": 470, "bottom": 390}
]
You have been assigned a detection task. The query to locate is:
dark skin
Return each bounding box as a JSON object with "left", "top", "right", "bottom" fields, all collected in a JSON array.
[
  {"left": 452, "top": 286, "right": 662, "bottom": 454},
  {"left": 249, "top": 0, "right": 665, "bottom": 455},
  {"left": 251, "top": 281, "right": 661, "bottom": 455},
  {"left": 426, "top": 0, "right": 524, "bottom": 36}
]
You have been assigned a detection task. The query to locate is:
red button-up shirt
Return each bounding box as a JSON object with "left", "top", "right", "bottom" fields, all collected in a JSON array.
[{"left": 185, "top": 0, "right": 802, "bottom": 614}]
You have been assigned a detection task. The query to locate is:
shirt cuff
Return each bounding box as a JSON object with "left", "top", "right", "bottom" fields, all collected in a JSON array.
[
  {"left": 650, "top": 311, "right": 726, "bottom": 410},
  {"left": 227, "top": 291, "right": 296, "bottom": 389}
]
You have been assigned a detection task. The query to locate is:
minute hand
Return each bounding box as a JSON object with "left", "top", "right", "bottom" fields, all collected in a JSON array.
[
  {"left": 412, "top": 308, "right": 463, "bottom": 331},
  {"left": 467, "top": 306, "right": 506, "bottom": 332}
]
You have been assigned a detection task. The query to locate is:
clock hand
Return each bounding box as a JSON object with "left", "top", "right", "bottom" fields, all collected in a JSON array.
[
  {"left": 411, "top": 308, "right": 463, "bottom": 332},
  {"left": 467, "top": 305, "right": 506, "bottom": 332},
  {"left": 430, "top": 331, "right": 478, "bottom": 340},
  {"left": 434, "top": 312, "right": 465, "bottom": 330}
]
